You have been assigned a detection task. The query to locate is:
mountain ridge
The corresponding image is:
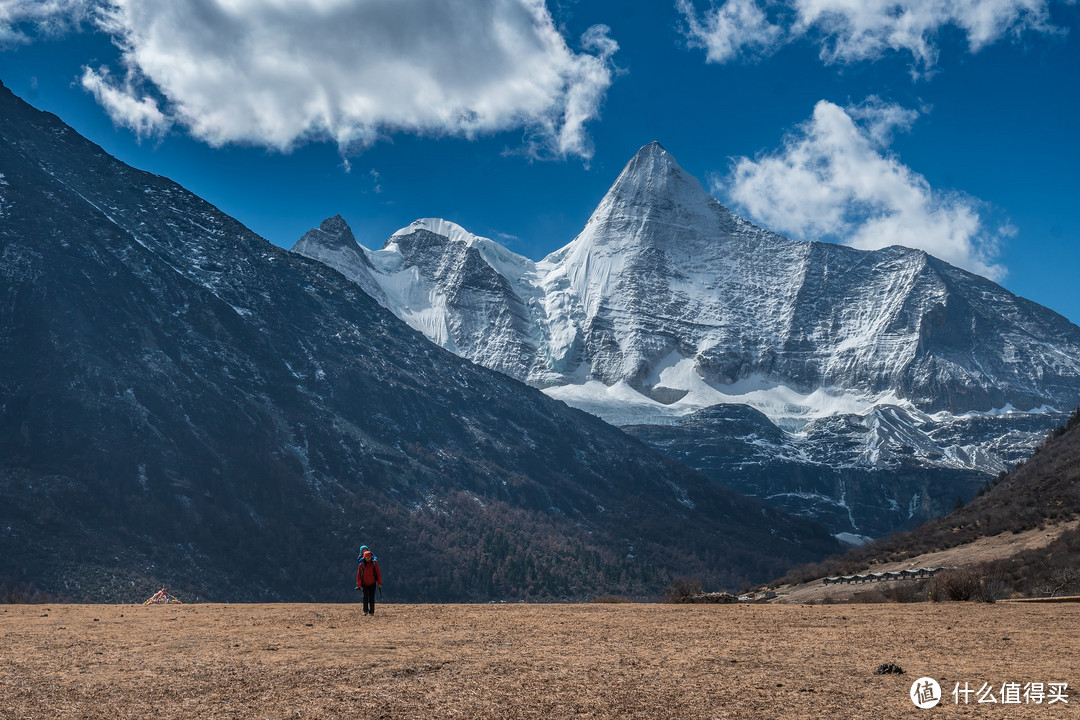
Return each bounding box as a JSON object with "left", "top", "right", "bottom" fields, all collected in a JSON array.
[
  {"left": 295, "top": 142, "right": 1080, "bottom": 417},
  {"left": 292, "top": 141, "right": 1080, "bottom": 537},
  {"left": 0, "top": 81, "right": 841, "bottom": 601}
]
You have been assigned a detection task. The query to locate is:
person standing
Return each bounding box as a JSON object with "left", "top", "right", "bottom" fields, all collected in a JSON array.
[{"left": 355, "top": 545, "right": 382, "bottom": 616}]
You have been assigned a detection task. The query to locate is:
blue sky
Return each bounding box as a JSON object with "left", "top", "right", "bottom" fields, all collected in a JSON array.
[{"left": 2, "top": 0, "right": 1078, "bottom": 323}]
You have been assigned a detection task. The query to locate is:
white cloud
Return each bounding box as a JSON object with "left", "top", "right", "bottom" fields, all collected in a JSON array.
[
  {"left": 0, "top": 0, "right": 97, "bottom": 45},
  {"left": 719, "top": 98, "right": 1007, "bottom": 280},
  {"left": 550, "top": 23, "right": 618, "bottom": 158},
  {"left": 676, "top": 0, "right": 785, "bottom": 62},
  {"left": 76, "top": 0, "right": 616, "bottom": 159},
  {"left": 678, "top": 0, "right": 1065, "bottom": 71},
  {"left": 80, "top": 65, "right": 171, "bottom": 138}
]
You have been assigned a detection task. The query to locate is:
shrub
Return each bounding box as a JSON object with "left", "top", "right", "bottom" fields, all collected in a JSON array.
[
  {"left": 974, "top": 577, "right": 1005, "bottom": 603},
  {"left": 928, "top": 567, "right": 1002, "bottom": 603},
  {"left": 928, "top": 569, "right": 978, "bottom": 601},
  {"left": 663, "top": 577, "right": 703, "bottom": 604},
  {"left": 850, "top": 589, "right": 887, "bottom": 604},
  {"left": 590, "top": 594, "right": 632, "bottom": 603},
  {"left": 880, "top": 580, "right": 927, "bottom": 603}
]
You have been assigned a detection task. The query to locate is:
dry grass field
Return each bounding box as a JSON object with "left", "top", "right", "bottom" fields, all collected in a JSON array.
[{"left": 2, "top": 602, "right": 1078, "bottom": 719}]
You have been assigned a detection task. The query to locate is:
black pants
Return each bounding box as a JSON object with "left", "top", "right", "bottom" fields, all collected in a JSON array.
[{"left": 362, "top": 584, "right": 377, "bottom": 614}]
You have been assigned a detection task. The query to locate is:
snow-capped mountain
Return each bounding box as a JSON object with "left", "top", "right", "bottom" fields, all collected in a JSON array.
[
  {"left": 299, "top": 142, "right": 1080, "bottom": 418},
  {"left": 551, "top": 142, "right": 1080, "bottom": 420},
  {"left": 1, "top": 82, "right": 843, "bottom": 600},
  {"left": 293, "top": 142, "right": 1080, "bottom": 536}
]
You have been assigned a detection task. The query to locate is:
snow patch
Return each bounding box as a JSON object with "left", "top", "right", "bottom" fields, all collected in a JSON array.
[
  {"left": 543, "top": 380, "right": 679, "bottom": 426},
  {"left": 834, "top": 532, "right": 873, "bottom": 546},
  {"left": 932, "top": 403, "right": 1060, "bottom": 420},
  {"left": 908, "top": 492, "right": 921, "bottom": 519},
  {"left": 543, "top": 370, "right": 912, "bottom": 431}
]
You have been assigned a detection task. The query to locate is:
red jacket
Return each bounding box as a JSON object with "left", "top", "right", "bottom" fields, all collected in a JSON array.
[{"left": 357, "top": 553, "right": 381, "bottom": 587}]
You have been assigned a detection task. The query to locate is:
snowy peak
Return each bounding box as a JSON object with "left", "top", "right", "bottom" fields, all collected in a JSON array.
[
  {"left": 294, "top": 215, "right": 543, "bottom": 378},
  {"left": 295, "top": 144, "right": 1080, "bottom": 426},
  {"left": 294, "top": 214, "right": 364, "bottom": 257},
  {"left": 602, "top": 141, "right": 709, "bottom": 211},
  {"left": 610, "top": 141, "right": 681, "bottom": 193},
  {"left": 386, "top": 218, "right": 538, "bottom": 283},
  {"left": 387, "top": 218, "right": 477, "bottom": 249},
  {"left": 291, "top": 215, "right": 385, "bottom": 303},
  {"left": 565, "top": 141, "right": 741, "bottom": 252},
  {"left": 538, "top": 143, "right": 802, "bottom": 385},
  {"left": 382, "top": 218, "right": 491, "bottom": 277},
  {"left": 545, "top": 142, "right": 763, "bottom": 284}
]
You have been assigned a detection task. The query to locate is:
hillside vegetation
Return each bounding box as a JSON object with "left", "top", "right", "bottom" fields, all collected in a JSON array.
[{"left": 781, "top": 408, "right": 1080, "bottom": 597}]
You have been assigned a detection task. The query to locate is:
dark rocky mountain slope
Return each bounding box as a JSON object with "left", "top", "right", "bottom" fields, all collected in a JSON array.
[{"left": 0, "top": 81, "right": 840, "bottom": 602}]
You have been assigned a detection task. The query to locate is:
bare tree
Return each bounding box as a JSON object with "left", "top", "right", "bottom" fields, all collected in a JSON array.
[{"left": 1038, "top": 568, "right": 1080, "bottom": 597}]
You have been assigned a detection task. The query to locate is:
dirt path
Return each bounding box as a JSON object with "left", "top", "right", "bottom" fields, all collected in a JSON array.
[{"left": 2, "top": 602, "right": 1077, "bottom": 718}]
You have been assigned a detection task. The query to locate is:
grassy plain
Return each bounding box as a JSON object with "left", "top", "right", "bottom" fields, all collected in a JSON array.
[{"left": 2, "top": 602, "right": 1077, "bottom": 719}]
